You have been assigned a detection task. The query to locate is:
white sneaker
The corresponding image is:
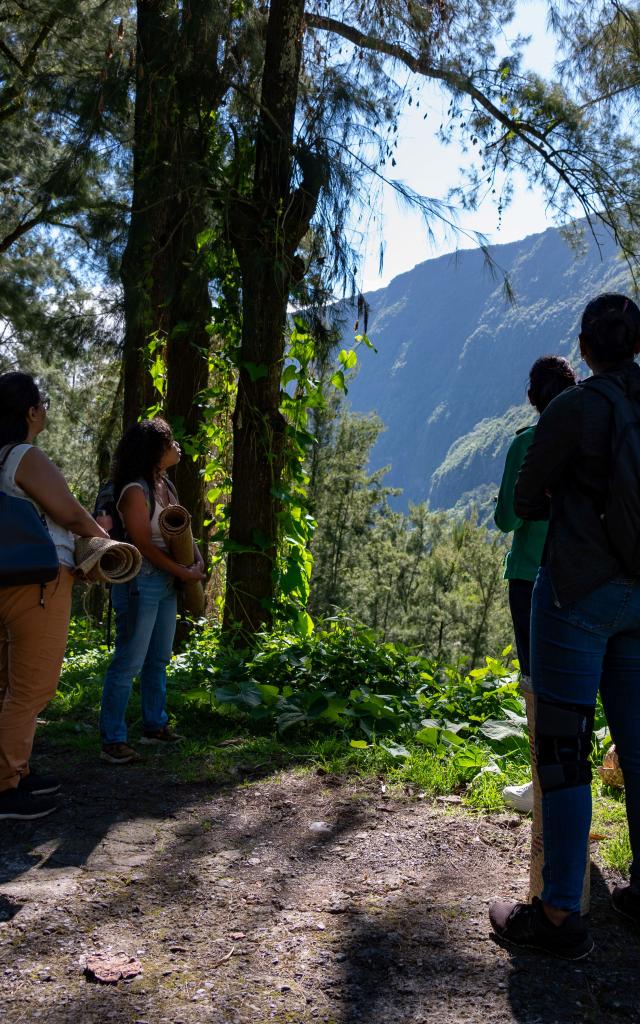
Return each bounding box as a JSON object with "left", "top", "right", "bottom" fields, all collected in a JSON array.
[{"left": 502, "top": 781, "right": 534, "bottom": 813}]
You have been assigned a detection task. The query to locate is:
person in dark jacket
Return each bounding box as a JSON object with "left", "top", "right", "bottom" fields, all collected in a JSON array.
[
  {"left": 495, "top": 356, "right": 577, "bottom": 813},
  {"left": 489, "top": 293, "right": 640, "bottom": 960}
]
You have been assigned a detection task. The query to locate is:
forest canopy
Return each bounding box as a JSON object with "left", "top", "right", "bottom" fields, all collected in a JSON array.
[{"left": 2, "top": 0, "right": 640, "bottom": 642}]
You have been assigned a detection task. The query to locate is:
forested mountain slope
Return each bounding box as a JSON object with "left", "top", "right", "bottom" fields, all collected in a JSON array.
[{"left": 346, "top": 224, "right": 627, "bottom": 511}]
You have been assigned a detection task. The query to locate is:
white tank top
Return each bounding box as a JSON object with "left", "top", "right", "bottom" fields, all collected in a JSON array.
[
  {"left": 0, "top": 443, "right": 75, "bottom": 568},
  {"left": 117, "top": 481, "right": 169, "bottom": 553}
]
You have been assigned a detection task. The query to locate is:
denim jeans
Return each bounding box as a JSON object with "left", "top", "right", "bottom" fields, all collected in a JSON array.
[
  {"left": 531, "top": 565, "right": 640, "bottom": 911},
  {"left": 100, "top": 570, "right": 177, "bottom": 743}
]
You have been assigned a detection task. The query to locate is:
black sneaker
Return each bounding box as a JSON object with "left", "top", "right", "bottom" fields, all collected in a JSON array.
[
  {"left": 489, "top": 896, "right": 594, "bottom": 960},
  {"left": 611, "top": 884, "right": 640, "bottom": 924},
  {"left": 18, "top": 771, "right": 61, "bottom": 796},
  {"left": 0, "top": 788, "right": 57, "bottom": 821}
]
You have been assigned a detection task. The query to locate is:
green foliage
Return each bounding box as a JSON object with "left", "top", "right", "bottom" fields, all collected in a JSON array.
[
  {"left": 161, "top": 620, "right": 529, "bottom": 779},
  {"left": 309, "top": 407, "right": 512, "bottom": 664},
  {"left": 0, "top": 1, "right": 132, "bottom": 359}
]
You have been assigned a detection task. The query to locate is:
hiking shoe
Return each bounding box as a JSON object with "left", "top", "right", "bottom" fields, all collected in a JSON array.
[
  {"left": 611, "top": 884, "right": 640, "bottom": 924},
  {"left": 502, "top": 781, "right": 534, "bottom": 813},
  {"left": 100, "top": 742, "right": 142, "bottom": 764},
  {"left": 0, "top": 788, "right": 57, "bottom": 820},
  {"left": 18, "top": 771, "right": 61, "bottom": 796},
  {"left": 139, "top": 726, "right": 184, "bottom": 745},
  {"left": 489, "top": 896, "right": 594, "bottom": 960}
]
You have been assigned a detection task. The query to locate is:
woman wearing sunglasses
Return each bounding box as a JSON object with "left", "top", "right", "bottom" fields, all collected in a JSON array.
[{"left": 0, "top": 371, "right": 108, "bottom": 820}]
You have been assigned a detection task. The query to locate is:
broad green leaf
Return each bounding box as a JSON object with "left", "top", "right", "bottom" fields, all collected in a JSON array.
[
  {"left": 380, "top": 741, "right": 410, "bottom": 759},
  {"left": 241, "top": 361, "right": 268, "bottom": 381},
  {"left": 338, "top": 348, "right": 357, "bottom": 370},
  {"left": 479, "top": 719, "right": 526, "bottom": 741},
  {"left": 295, "top": 611, "right": 314, "bottom": 637},
  {"left": 415, "top": 726, "right": 440, "bottom": 748},
  {"left": 257, "top": 683, "right": 280, "bottom": 705},
  {"left": 281, "top": 364, "right": 298, "bottom": 387},
  {"left": 350, "top": 739, "right": 369, "bottom": 748}
]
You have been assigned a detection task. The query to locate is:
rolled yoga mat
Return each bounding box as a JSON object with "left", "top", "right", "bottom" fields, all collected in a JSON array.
[
  {"left": 525, "top": 687, "right": 590, "bottom": 916},
  {"left": 158, "top": 504, "right": 205, "bottom": 616},
  {"left": 74, "top": 536, "right": 142, "bottom": 585}
]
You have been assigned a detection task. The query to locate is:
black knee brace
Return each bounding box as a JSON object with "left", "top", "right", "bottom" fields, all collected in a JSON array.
[{"left": 535, "top": 696, "right": 594, "bottom": 794}]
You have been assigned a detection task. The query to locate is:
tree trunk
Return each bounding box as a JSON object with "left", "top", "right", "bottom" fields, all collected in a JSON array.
[
  {"left": 223, "top": 0, "right": 319, "bottom": 636},
  {"left": 120, "top": 0, "right": 225, "bottom": 550}
]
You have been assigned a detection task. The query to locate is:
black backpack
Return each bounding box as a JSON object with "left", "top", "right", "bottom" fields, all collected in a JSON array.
[
  {"left": 583, "top": 375, "right": 640, "bottom": 574},
  {"left": 93, "top": 479, "right": 126, "bottom": 541}
]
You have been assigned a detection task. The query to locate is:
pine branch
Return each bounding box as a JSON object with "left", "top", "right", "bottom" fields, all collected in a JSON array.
[{"left": 304, "top": 11, "right": 632, "bottom": 252}]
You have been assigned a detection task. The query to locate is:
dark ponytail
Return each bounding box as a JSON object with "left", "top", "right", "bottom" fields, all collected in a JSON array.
[
  {"left": 528, "top": 355, "right": 577, "bottom": 414},
  {"left": 580, "top": 293, "right": 640, "bottom": 366},
  {"left": 0, "top": 372, "right": 41, "bottom": 447}
]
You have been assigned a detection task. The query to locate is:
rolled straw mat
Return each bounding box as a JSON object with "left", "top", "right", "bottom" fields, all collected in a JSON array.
[
  {"left": 598, "top": 745, "right": 625, "bottom": 788},
  {"left": 74, "top": 536, "right": 142, "bottom": 585},
  {"left": 158, "top": 504, "right": 205, "bottom": 616}
]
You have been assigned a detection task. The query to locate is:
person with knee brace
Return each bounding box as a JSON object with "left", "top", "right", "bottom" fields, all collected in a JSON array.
[
  {"left": 489, "top": 293, "right": 640, "bottom": 960},
  {"left": 495, "top": 356, "right": 577, "bottom": 813}
]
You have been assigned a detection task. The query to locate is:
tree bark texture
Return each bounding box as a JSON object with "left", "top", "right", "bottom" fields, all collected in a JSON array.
[
  {"left": 224, "top": 0, "right": 322, "bottom": 635},
  {"left": 120, "top": 0, "right": 226, "bottom": 545}
]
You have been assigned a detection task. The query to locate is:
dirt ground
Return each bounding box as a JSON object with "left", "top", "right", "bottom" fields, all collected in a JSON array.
[{"left": 1, "top": 749, "right": 639, "bottom": 1024}]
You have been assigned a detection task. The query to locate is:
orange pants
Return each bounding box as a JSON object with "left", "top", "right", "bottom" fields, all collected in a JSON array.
[{"left": 0, "top": 568, "right": 73, "bottom": 792}]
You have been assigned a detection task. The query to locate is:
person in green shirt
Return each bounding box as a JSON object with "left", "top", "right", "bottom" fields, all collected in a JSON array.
[{"left": 495, "top": 355, "right": 577, "bottom": 811}]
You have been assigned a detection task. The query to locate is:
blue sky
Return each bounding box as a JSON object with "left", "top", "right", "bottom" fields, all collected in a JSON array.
[{"left": 357, "top": 1, "right": 562, "bottom": 292}]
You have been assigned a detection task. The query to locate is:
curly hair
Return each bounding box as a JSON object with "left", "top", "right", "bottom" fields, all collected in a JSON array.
[
  {"left": 581, "top": 293, "right": 640, "bottom": 366},
  {"left": 112, "top": 418, "right": 174, "bottom": 501},
  {"left": 0, "top": 372, "right": 42, "bottom": 446},
  {"left": 528, "top": 356, "right": 577, "bottom": 414}
]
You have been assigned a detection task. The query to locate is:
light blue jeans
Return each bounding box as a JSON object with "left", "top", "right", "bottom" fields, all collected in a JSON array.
[
  {"left": 100, "top": 570, "right": 177, "bottom": 743},
  {"left": 531, "top": 565, "right": 640, "bottom": 911}
]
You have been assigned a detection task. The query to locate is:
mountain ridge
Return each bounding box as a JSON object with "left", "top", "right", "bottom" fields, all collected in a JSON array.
[{"left": 345, "top": 222, "right": 627, "bottom": 511}]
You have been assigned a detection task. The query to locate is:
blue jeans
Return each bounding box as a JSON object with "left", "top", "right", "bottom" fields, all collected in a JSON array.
[
  {"left": 531, "top": 565, "right": 640, "bottom": 911},
  {"left": 100, "top": 570, "right": 177, "bottom": 743}
]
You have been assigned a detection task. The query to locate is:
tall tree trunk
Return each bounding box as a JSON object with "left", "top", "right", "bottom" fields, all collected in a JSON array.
[
  {"left": 224, "top": 0, "right": 324, "bottom": 635},
  {"left": 120, "top": 0, "right": 225, "bottom": 549}
]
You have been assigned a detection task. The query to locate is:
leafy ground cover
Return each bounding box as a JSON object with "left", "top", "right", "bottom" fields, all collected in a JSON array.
[{"left": 53, "top": 617, "right": 630, "bottom": 874}]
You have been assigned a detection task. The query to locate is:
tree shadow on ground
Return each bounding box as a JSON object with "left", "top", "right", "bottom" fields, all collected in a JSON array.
[
  {"left": 3, "top": 756, "right": 640, "bottom": 1024},
  {"left": 0, "top": 736, "right": 301, "bottom": 891}
]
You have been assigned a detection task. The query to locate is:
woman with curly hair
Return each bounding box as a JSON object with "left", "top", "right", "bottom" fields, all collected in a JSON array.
[{"left": 99, "top": 418, "right": 204, "bottom": 764}]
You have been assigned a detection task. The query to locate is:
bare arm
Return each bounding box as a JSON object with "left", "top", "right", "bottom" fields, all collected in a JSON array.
[
  {"left": 119, "top": 486, "right": 204, "bottom": 582},
  {"left": 15, "top": 448, "right": 109, "bottom": 539}
]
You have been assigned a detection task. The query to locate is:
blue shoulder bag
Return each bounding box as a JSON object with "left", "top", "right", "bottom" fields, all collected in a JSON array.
[{"left": 0, "top": 444, "right": 60, "bottom": 586}]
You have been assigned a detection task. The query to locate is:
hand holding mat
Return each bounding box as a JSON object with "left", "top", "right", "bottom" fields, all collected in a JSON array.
[
  {"left": 75, "top": 536, "right": 142, "bottom": 584},
  {"left": 158, "top": 504, "right": 205, "bottom": 616}
]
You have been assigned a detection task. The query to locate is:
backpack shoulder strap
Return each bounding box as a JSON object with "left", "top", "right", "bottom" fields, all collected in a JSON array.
[
  {"left": 0, "top": 443, "right": 19, "bottom": 473},
  {"left": 166, "top": 476, "right": 178, "bottom": 504}
]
